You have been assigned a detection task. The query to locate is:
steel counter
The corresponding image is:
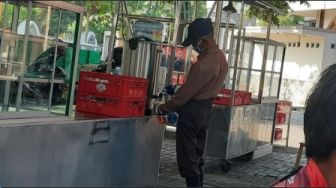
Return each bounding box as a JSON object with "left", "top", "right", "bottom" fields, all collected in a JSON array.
[
  {"left": 206, "top": 103, "right": 276, "bottom": 160},
  {"left": 0, "top": 115, "right": 165, "bottom": 187}
]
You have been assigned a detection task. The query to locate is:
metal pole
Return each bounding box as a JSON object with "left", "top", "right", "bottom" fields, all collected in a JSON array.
[
  {"left": 48, "top": 10, "right": 62, "bottom": 111},
  {"left": 230, "top": 1, "right": 244, "bottom": 106},
  {"left": 222, "top": 12, "right": 231, "bottom": 54},
  {"left": 43, "top": 6, "right": 51, "bottom": 51},
  {"left": 286, "top": 104, "right": 292, "bottom": 147},
  {"left": 0, "top": 2, "right": 7, "bottom": 62},
  {"left": 1, "top": 2, "right": 8, "bottom": 112},
  {"left": 246, "top": 41, "right": 255, "bottom": 91},
  {"left": 214, "top": 1, "right": 223, "bottom": 43},
  {"left": 20, "top": 0, "right": 32, "bottom": 74},
  {"left": 224, "top": 27, "right": 235, "bottom": 87},
  {"left": 185, "top": 1, "right": 198, "bottom": 74},
  {"left": 258, "top": 11, "right": 272, "bottom": 103},
  {"left": 106, "top": 1, "right": 121, "bottom": 73},
  {"left": 192, "top": 1, "right": 198, "bottom": 19},
  {"left": 207, "top": 1, "right": 217, "bottom": 18},
  {"left": 236, "top": 28, "right": 246, "bottom": 89},
  {"left": 269, "top": 46, "right": 278, "bottom": 95},
  {"left": 66, "top": 12, "right": 83, "bottom": 117},
  {"left": 166, "top": 1, "right": 182, "bottom": 86},
  {"left": 123, "top": 0, "right": 132, "bottom": 40},
  {"left": 16, "top": 1, "right": 32, "bottom": 112}
]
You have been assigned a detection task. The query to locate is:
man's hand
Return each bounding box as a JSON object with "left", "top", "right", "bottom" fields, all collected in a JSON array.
[
  {"left": 154, "top": 104, "right": 168, "bottom": 124},
  {"left": 154, "top": 104, "right": 167, "bottom": 116},
  {"left": 156, "top": 115, "right": 167, "bottom": 125}
]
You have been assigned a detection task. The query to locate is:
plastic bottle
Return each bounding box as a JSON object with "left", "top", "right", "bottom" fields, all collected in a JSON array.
[{"left": 115, "top": 67, "right": 121, "bottom": 75}]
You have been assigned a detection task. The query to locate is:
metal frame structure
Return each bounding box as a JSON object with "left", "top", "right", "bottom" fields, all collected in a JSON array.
[
  {"left": 0, "top": 0, "right": 292, "bottom": 185},
  {"left": 0, "top": 1, "right": 84, "bottom": 117}
]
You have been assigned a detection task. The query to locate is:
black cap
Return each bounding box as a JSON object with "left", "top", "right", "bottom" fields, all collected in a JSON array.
[{"left": 182, "top": 18, "right": 213, "bottom": 47}]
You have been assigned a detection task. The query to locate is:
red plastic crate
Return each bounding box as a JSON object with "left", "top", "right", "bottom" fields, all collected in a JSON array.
[
  {"left": 213, "top": 89, "right": 243, "bottom": 106},
  {"left": 243, "top": 92, "right": 252, "bottom": 105},
  {"left": 274, "top": 128, "right": 283, "bottom": 140},
  {"left": 78, "top": 71, "right": 148, "bottom": 100},
  {"left": 76, "top": 93, "right": 146, "bottom": 117},
  {"left": 276, "top": 113, "right": 286, "bottom": 124}
]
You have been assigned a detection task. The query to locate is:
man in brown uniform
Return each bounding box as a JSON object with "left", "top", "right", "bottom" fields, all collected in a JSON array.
[{"left": 156, "top": 18, "right": 228, "bottom": 187}]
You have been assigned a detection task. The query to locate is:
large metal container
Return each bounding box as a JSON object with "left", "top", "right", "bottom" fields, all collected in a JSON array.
[
  {"left": 121, "top": 40, "right": 164, "bottom": 97},
  {"left": 0, "top": 116, "right": 165, "bottom": 187},
  {"left": 206, "top": 104, "right": 260, "bottom": 159}
]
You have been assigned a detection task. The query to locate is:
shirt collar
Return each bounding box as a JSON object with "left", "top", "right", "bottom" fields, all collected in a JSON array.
[
  {"left": 306, "top": 159, "right": 329, "bottom": 187},
  {"left": 197, "top": 45, "right": 220, "bottom": 61}
]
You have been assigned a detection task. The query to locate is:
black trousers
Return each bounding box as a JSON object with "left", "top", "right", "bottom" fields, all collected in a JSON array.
[{"left": 176, "top": 99, "right": 212, "bottom": 178}]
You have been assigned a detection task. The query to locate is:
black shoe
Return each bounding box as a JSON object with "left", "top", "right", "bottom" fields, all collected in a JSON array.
[{"left": 186, "top": 176, "right": 201, "bottom": 187}]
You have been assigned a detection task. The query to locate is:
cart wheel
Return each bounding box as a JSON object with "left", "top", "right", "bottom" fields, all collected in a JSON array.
[
  {"left": 239, "top": 152, "right": 254, "bottom": 161},
  {"left": 220, "top": 160, "right": 231, "bottom": 173}
]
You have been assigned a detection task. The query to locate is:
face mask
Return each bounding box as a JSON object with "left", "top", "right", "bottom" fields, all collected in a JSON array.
[{"left": 193, "top": 40, "right": 206, "bottom": 54}]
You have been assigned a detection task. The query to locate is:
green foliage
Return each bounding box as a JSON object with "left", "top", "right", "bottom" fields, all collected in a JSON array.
[
  {"left": 246, "top": 0, "right": 309, "bottom": 26},
  {"left": 82, "top": 1, "right": 114, "bottom": 44},
  {"left": 257, "top": 15, "right": 305, "bottom": 26},
  {"left": 0, "top": 1, "right": 207, "bottom": 45}
]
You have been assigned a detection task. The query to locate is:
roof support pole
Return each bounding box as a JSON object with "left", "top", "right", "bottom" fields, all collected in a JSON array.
[
  {"left": 230, "top": 1, "right": 245, "bottom": 106},
  {"left": 166, "top": 1, "right": 183, "bottom": 86},
  {"left": 214, "top": 1, "right": 223, "bottom": 44},
  {"left": 258, "top": 11, "right": 272, "bottom": 103},
  {"left": 106, "top": 1, "right": 121, "bottom": 73}
]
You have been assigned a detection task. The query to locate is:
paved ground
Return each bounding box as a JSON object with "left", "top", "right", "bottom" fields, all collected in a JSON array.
[{"left": 158, "top": 133, "right": 307, "bottom": 187}]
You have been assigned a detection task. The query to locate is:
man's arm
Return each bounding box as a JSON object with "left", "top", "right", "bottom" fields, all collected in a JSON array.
[{"left": 160, "top": 61, "right": 214, "bottom": 112}]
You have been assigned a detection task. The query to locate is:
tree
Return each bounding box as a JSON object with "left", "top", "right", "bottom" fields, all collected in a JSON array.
[
  {"left": 257, "top": 15, "right": 305, "bottom": 26},
  {"left": 246, "top": 0, "right": 309, "bottom": 26},
  {"left": 81, "top": 1, "right": 114, "bottom": 44}
]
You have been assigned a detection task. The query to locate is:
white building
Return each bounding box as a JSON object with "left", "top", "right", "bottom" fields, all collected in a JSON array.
[{"left": 245, "top": 1, "right": 336, "bottom": 107}]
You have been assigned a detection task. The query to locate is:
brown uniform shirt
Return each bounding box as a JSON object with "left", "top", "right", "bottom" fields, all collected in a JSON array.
[{"left": 160, "top": 45, "right": 228, "bottom": 112}]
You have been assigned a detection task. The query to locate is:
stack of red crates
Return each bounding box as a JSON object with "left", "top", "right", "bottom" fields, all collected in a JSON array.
[
  {"left": 76, "top": 71, "right": 149, "bottom": 117},
  {"left": 213, "top": 89, "right": 252, "bottom": 106},
  {"left": 274, "top": 128, "right": 283, "bottom": 140}
]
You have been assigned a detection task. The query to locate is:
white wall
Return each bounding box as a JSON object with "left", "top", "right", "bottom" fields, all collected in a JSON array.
[
  {"left": 302, "top": 30, "right": 336, "bottom": 70},
  {"left": 246, "top": 32, "right": 326, "bottom": 107}
]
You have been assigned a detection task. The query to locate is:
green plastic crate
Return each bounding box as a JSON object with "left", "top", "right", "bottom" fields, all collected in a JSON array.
[{"left": 88, "top": 50, "right": 101, "bottom": 64}]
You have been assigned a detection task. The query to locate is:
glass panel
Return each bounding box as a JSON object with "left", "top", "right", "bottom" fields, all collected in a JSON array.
[
  {"left": 263, "top": 72, "right": 280, "bottom": 97},
  {"left": 263, "top": 72, "right": 272, "bottom": 97},
  {"left": 50, "top": 10, "right": 77, "bottom": 115},
  {"left": 252, "top": 43, "right": 264, "bottom": 70},
  {"left": 270, "top": 73, "right": 280, "bottom": 97},
  {"left": 225, "top": 67, "right": 235, "bottom": 89},
  {"left": 258, "top": 103, "right": 277, "bottom": 146},
  {"left": 236, "top": 69, "right": 249, "bottom": 91},
  {"left": 0, "top": 2, "right": 31, "bottom": 112},
  {"left": 18, "top": 5, "right": 62, "bottom": 113},
  {"left": 274, "top": 46, "right": 284, "bottom": 72},
  {"left": 239, "top": 41, "right": 252, "bottom": 69},
  {"left": 0, "top": 2, "right": 80, "bottom": 115},
  {"left": 248, "top": 71, "right": 261, "bottom": 98},
  {"left": 266, "top": 45, "right": 275, "bottom": 72}
]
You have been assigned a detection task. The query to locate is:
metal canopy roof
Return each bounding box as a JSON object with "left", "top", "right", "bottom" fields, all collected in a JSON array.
[{"left": 243, "top": 1, "right": 285, "bottom": 15}]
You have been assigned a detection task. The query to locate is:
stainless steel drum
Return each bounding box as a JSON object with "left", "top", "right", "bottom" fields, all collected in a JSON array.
[{"left": 121, "top": 40, "right": 164, "bottom": 97}]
